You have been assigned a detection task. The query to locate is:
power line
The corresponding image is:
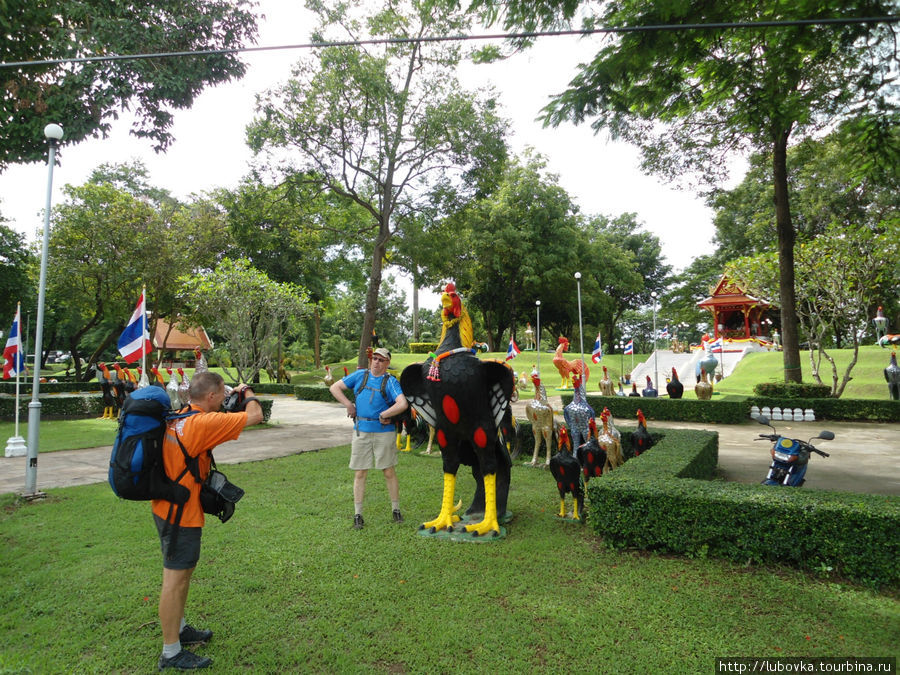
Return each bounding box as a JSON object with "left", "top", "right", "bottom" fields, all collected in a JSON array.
[{"left": 1, "top": 16, "right": 897, "bottom": 70}]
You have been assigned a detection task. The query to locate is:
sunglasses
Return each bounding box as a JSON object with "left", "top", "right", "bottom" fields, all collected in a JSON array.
[{"left": 372, "top": 355, "right": 389, "bottom": 363}]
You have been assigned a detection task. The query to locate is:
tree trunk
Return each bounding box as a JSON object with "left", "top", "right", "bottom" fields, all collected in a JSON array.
[
  {"left": 772, "top": 130, "right": 803, "bottom": 383},
  {"left": 313, "top": 307, "right": 321, "bottom": 369},
  {"left": 357, "top": 219, "right": 389, "bottom": 369},
  {"left": 412, "top": 281, "right": 419, "bottom": 341}
]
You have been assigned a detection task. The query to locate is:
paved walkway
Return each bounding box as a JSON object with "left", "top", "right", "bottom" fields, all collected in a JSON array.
[{"left": 1, "top": 396, "right": 898, "bottom": 496}]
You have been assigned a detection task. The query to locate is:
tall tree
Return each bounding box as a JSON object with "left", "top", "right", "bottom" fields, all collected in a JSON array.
[
  {"left": 0, "top": 218, "right": 33, "bottom": 321},
  {"left": 247, "top": 0, "right": 507, "bottom": 368},
  {"left": 0, "top": 0, "right": 258, "bottom": 169},
  {"left": 179, "top": 258, "right": 310, "bottom": 384},
  {"left": 474, "top": 0, "right": 899, "bottom": 383}
]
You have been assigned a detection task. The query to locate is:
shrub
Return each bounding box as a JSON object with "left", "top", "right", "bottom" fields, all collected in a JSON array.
[
  {"left": 585, "top": 427, "right": 899, "bottom": 587},
  {"left": 0, "top": 395, "right": 273, "bottom": 422},
  {"left": 754, "top": 382, "right": 832, "bottom": 398},
  {"left": 294, "top": 385, "right": 339, "bottom": 403},
  {"left": 407, "top": 342, "right": 439, "bottom": 354}
]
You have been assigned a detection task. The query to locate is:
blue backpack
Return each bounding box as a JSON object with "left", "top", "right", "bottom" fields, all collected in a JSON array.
[{"left": 108, "top": 386, "right": 199, "bottom": 504}]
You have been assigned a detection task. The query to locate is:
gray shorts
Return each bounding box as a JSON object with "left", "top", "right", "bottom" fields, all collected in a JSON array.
[
  {"left": 350, "top": 431, "right": 399, "bottom": 471},
  {"left": 155, "top": 513, "right": 201, "bottom": 570}
]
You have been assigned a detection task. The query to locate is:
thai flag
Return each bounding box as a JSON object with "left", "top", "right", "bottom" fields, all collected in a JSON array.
[
  {"left": 623, "top": 339, "right": 634, "bottom": 355},
  {"left": 505, "top": 337, "right": 521, "bottom": 361},
  {"left": 591, "top": 332, "right": 603, "bottom": 363},
  {"left": 660, "top": 325, "right": 669, "bottom": 339},
  {"left": 3, "top": 306, "right": 25, "bottom": 379},
  {"left": 117, "top": 292, "right": 153, "bottom": 363},
  {"left": 709, "top": 337, "right": 724, "bottom": 353}
]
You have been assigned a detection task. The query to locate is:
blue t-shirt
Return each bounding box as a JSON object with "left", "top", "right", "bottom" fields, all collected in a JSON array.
[{"left": 342, "top": 369, "right": 403, "bottom": 433}]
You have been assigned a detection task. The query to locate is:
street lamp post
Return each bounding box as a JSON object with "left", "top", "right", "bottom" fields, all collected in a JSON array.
[
  {"left": 574, "top": 272, "right": 585, "bottom": 380},
  {"left": 650, "top": 291, "right": 659, "bottom": 392},
  {"left": 535, "top": 300, "right": 541, "bottom": 376},
  {"left": 616, "top": 342, "right": 623, "bottom": 382},
  {"left": 24, "top": 123, "right": 64, "bottom": 497}
]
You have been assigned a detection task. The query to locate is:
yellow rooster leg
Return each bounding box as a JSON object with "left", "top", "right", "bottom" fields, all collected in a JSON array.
[
  {"left": 558, "top": 498, "right": 566, "bottom": 518},
  {"left": 421, "top": 473, "right": 462, "bottom": 532},
  {"left": 396, "top": 434, "right": 402, "bottom": 450},
  {"left": 403, "top": 434, "right": 411, "bottom": 452},
  {"left": 573, "top": 500, "right": 580, "bottom": 521},
  {"left": 463, "top": 473, "right": 500, "bottom": 537}
]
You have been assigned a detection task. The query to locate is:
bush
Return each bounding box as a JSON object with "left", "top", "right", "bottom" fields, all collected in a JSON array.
[
  {"left": 585, "top": 427, "right": 899, "bottom": 587},
  {"left": 294, "top": 385, "right": 339, "bottom": 403},
  {"left": 753, "top": 382, "right": 832, "bottom": 398},
  {"left": 0, "top": 381, "right": 102, "bottom": 395},
  {"left": 0, "top": 395, "right": 273, "bottom": 422},
  {"left": 407, "top": 342, "right": 439, "bottom": 354}
]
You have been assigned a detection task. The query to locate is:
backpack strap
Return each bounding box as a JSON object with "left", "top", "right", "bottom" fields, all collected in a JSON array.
[{"left": 354, "top": 370, "right": 393, "bottom": 408}]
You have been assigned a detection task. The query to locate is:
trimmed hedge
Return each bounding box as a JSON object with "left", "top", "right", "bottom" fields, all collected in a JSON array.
[
  {"left": 294, "top": 385, "right": 340, "bottom": 403},
  {"left": 0, "top": 395, "right": 273, "bottom": 423},
  {"left": 568, "top": 393, "right": 900, "bottom": 423},
  {"left": 753, "top": 382, "right": 831, "bottom": 398},
  {"left": 0, "top": 381, "right": 102, "bottom": 395},
  {"left": 586, "top": 427, "right": 899, "bottom": 587},
  {"left": 407, "top": 342, "right": 439, "bottom": 354}
]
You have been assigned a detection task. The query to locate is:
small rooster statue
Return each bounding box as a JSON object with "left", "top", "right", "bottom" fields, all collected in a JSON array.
[
  {"left": 113, "top": 363, "right": 136, "bottom": 400},
  {"left": 564, "top": 372, "right": 595, "bottom": 451},
  {"left": 323, "top": 365, "right": 334, "bottom": 388},
  {"left": 598, "top": 408, "right": 624, "bottom": 472},
  {"left": 549, "top": 426, "right": 584, "bottom": 520},
  {"left": 576, "top": 418, "right": 607, "bottom": 485},
  {"left": 695, "top": 369, "right": 713, "bottom": 400},
  {"left": 96, "top": 363, "right": 116, "bottom": 419},
  {"left": 629, "top": 382, "right": 641, "bottom": 397},
  {"left": 885, "top": 351, "right": 900, "bottom": 401},
  {"left": 631, "top": 409, "right": 654, "bottom": 457},
  {"left": 665, "top": 367, "right": 684, "bottom": 399},
  {"left": 525, "top": 373, "right": 555, "bottom": 467},
  {"left": 642, "top": 375, "right": 658, "bottom": 398},
  {"left": 598, "top": 365, "right": 615, "bottom": 396},
  {"left": 107, "top": 363, "right": 126, "bottom": 413},
  {"left": 176, "top": 368, "right": 190, "bottom": 407},
  {"left": 401, "top": 283, "right": 515, "bottom": 537},
  {"left": 166, "top": 368, "right": 181, "bottom": 410}
]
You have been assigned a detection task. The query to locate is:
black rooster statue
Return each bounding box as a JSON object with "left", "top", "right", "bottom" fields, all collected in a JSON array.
[
  {"left": 631, "top": 409, "right": 654, "bottom": 457},
  {"left": 665, "top": 367, "right": 684, "bottom": 399},
  {"left": 576, "top": 417, "right": 607, "bottom": 487},
  {"left": 885, "top": 351, "right": 900, "bottom": 401},
  {"left": 401, "top": 283, "right": 515, "bottom": 537},
  {"left": 549, "top": 426, "right": 584, "bottom": 521}
]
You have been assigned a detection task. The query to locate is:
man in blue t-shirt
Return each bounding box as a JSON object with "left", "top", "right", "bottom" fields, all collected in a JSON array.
[{"left": 329, "top": 347, "right": 409, "bottom": 530}]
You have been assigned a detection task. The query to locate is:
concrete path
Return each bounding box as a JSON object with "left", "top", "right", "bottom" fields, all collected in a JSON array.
[{"left": 1, "top": 395, "right": 898, "bottom": 496}]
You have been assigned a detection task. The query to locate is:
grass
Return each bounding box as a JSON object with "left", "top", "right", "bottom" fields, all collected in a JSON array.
[
  {"left": 1, "top": 447, "right": 897, "bottom": 673},
  {"left": 0, "top": 417, "right": 118, "bottom": 452}
]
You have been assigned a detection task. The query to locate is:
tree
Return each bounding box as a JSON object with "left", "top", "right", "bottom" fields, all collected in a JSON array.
[
  {"left": 0, "top": 219, "right": 33, "bottom": 321},
  {"left": 0, "top": 0, "right": 258, "bottom": 169},
  {"left": 476, "top": 0, "right": 899, "bottom": 383},
  {"left": 247, "top": 0, "right": 507, "bottom": 368},
  {"left": 728, "top": 222, "right": 900, "bottom": 397},
  {"left": 179, "top": 258, "right": 310, "bottom": 384}
]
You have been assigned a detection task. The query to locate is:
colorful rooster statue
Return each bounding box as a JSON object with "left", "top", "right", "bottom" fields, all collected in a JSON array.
[
  {"left": 563, "top": 372, "right": 595, "bottom": 451},
  {"left": 576, "top": 418, "right": 607, "bottom": 486},
  {"left": 176, "top": 367, "right": 190, "bottom": 407},
  {"left": 401, "top": 282, "right": 515, "bottom": 537},
  {"left": 525, "top": 373, "right": 555, "bottom": 467},
  {"left": 598, "top": 365, "right": 615, "bottom": 396},
  {"left": 552, "top": 336, "right": 589, "bottom": 389},
  {"left": 165, "top": 367, "right": 181, "bottom": 410},
  {"left": 665, "top": 367, "right": 684, "bottom": 399}
]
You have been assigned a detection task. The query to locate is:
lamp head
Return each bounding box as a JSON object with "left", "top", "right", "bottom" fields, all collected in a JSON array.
[{"left": 43, "top": 124, "right": 64, "bottom": 141}]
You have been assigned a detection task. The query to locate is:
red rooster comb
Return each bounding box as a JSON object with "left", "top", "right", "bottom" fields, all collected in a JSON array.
[
  {"left": 444, "top": 282, "right": 456, "bottom": 294},
  {"left": 589, "top": 417, "right": 597, "bottom": 434}
]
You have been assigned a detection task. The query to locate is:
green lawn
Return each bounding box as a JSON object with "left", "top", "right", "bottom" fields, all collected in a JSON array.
[{"left": 1, "top": 447, "right": 896, "bottom": 672}]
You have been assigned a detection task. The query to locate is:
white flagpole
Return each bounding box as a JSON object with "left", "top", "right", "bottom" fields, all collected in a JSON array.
[{"left": 140, "top": 285, "right": 147, "bottom": 377}]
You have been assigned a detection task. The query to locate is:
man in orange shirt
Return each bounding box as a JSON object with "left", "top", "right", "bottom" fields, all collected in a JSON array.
[{"left": 153, "top": 371, "right": 263, "bottom": 671}]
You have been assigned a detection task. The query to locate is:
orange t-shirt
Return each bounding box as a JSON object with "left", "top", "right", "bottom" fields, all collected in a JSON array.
[{"left": 151, "top": 409, "right": 247, "bottom": 527}]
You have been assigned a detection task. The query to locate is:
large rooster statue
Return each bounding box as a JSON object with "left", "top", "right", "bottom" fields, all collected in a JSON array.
[
  {"left": 401, "top": 283, "right": 515, "bottom": 537},
  {"left": 552, "top": 337, "right": 589, "bottom": 389},
  {"left": 563, "top": 372, "right": 595, "bottom": 451}
]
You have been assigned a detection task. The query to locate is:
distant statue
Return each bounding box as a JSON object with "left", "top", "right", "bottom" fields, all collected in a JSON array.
[
  {"left": 524, "top": 322, "right": 535, "bottom": 350},
  {"left": 771, "top": 329, "right": 781, "bottom": 350},
  {"left": 874, "top": 306, "right": 889, "bottom": 343}
]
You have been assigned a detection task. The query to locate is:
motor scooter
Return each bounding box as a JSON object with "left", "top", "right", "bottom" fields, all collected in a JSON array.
[{"left": 753, "top": 415, "right": 834, "bottom": 487}]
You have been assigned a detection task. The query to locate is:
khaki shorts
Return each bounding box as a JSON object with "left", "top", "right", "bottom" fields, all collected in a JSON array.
[{"left": 350, "top": 431, "right": 398, "bottom": 471}]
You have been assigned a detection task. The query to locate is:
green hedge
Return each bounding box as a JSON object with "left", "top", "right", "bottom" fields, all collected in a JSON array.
[
  {"left": 0, "top": 381, "right": 102, "bottom": 395},
  {"left": 571, "top": 394, "right": 748, "bottom": 424},
  {"left": 586, "top": 428, "right": 899, "bottom": 587},
  {"left": 753, "top": 382, "right": 831, "bottom": 398},
  {"left": 0, "top": 395, "right": 273, "bottom": 423},
  {"left": 294, "top": 385, "right": 340, "bottom": 403},
  {"left": 407, "top": 342, "right": 439, "bottom": 354},
  {"left": 569, "top": 393, "right": 900, "bottom": 423}
]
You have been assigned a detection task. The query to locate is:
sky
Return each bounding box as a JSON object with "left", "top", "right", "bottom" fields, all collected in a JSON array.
[{"left": 0, "top": 3, "right": 732, "bottom": 310}]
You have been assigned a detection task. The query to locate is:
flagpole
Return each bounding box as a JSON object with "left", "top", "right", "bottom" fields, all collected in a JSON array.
[
  {"left": 535, "top": 300, "right": 541, "bottom": 376},
  {"left": 4, "top": 303, "right": 27, "bottom": 458},
  {"left": 141, "top": 285, "right": 147, "bottom": 379},
  {"left": 574, "top": 272, "right": 585, "bottom": 382}
]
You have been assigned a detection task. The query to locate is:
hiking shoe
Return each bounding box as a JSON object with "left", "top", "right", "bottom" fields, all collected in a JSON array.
[
  {"left": 392, "top": 509, "right": 404, "bottom": 524},
  {"left": 179, "top": 624, "right": 213, "bottom": 645},
  {"left": 158, "top": 649, "right": 212, "bottom": 670},
  {"left": 353, "top": 514, "right": 364, "bottom": 530}
]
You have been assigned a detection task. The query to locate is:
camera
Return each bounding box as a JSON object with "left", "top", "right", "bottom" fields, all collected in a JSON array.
[
  {"left": 223, "top": 386, "right": 259, "bottom": 413},
  {"left": 200, "top": 469, "right": 244, "bottom": 523}
]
